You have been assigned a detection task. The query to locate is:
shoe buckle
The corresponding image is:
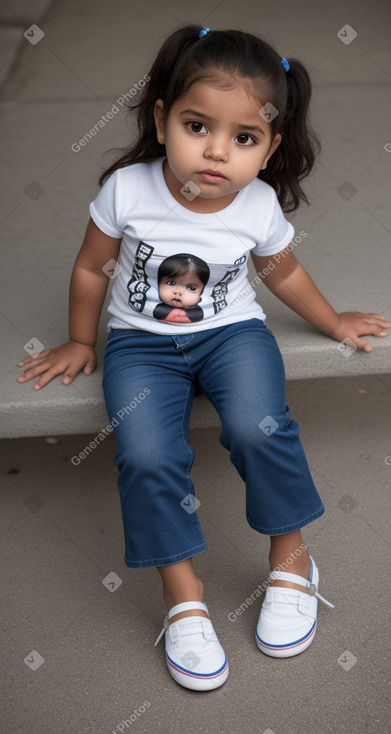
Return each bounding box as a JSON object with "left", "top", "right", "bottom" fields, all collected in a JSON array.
[{"left": 307, "top": 581, "right": 335, "bottom": 609}]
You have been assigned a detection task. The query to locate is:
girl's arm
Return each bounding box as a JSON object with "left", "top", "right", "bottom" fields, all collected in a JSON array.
[
  {"left": 17, "top": 219, "right": 121, "bottom": 389},
  {"left": 251, "top": 248, "right": 391, "bottom": 351}
]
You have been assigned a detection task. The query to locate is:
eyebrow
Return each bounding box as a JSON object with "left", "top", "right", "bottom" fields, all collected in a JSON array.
[{"left": 179, "top": 108, "right": 265, "bottom": 135}]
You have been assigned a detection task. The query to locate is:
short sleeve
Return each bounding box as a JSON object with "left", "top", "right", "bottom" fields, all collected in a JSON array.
[
  {"left": 251, "top": 190, "right": 294, "bottom": 257},
  {"left": 89, "top": 170, "right": 123, "bottom": 238}
]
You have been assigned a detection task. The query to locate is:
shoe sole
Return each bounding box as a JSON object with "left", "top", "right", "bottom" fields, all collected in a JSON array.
[
  {"left": 255, "top": 620, "right": 316, "bottom": 658},
  {"left": 166, "top": 654, "right": 229, "bottom": 691}
]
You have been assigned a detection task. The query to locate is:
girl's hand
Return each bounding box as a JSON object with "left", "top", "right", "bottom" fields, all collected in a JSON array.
[
  {"left": 16, "top": 341, "right": 97, "bottom": 390},
  {"left": 332, "top": 312, "right": 391, "bottom": 352}
]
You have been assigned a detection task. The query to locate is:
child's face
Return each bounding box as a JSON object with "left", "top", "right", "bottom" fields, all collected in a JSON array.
[
  {"left": 159, "top": 272, "right": 204, "bottom": 308},
  {"left": 154, "top": 78, "right": 281, "bottom": 212}
]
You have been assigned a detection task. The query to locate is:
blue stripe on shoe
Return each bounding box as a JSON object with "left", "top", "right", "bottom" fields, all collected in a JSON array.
[
  {"left": 166, "top": 653, "right": 228, "bottom": 679},
  {"left": 256, "top": 620, "right": 316, "bottom": 650}
]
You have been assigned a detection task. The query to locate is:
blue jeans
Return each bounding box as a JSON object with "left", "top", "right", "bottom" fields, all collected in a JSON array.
[{"left": 102, "top": 319, "right": 324, "bottom": 568}]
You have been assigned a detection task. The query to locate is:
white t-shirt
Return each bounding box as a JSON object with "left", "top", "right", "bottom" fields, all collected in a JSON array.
[{"left": 89, "top": 158, "right": 294, "bottom": 334}]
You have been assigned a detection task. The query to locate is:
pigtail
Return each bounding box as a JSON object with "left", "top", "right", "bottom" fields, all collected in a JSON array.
[
  {"left": 262, "top": 59, "right": 320, "bottom": 213},
  {"left": 99, "top": 25, "right": 202, "bottom": 186}
]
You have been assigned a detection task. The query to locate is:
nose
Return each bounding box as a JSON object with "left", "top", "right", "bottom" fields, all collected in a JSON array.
[{"left": 204, "top": 135, "right": 230, "bottom": 162}]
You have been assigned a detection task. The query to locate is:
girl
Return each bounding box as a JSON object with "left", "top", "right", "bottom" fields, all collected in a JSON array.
[{"left": 17, "top": 25, "right": 390, "bottom": 692}]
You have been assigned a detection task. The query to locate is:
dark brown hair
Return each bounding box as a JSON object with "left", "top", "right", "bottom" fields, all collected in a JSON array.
[
  {"left": 99, "top": 25, "right": 320, "bottom": 212},
  {"left": 157, "top": 254, "right": 210, "bottom": 286}
]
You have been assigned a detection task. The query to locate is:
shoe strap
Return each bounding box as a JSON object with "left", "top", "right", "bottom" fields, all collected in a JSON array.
[
  {"left": 154, "top": 601, "right": 209, "bottom": 647},
  {"left": 269, "top": 570, "right": 334, "bottom": 608},
  {"left": 168, "top": 601, "right": 208, "bottom": 619}
]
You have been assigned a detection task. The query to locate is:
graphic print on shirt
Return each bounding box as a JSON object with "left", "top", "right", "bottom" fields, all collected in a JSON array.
[
  {"left": 153, "top": 252, "right": 210, "bottom": 323},
  {"left": 127, "top": 242, "right": 245, "bottom": 324},
  {"left": 126, "top": 241, "right": 153, "bottom": 312},
  {"left": 211, "top": 266, "right": 240, "bottom": 314}
]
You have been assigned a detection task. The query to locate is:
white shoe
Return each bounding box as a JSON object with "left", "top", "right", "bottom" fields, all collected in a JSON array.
[
  {"left": 154, "top": 601, "right": 229, "bottom": 691},
  {"left": 256, "top": 557, "right": 334, "bottom": 657}
]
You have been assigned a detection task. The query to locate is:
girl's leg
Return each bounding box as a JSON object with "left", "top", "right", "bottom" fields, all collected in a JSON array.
[
  {"left": 156, "top": 558, "right": 228, "bottom": 691},
  {"left": 196, "top": 320, "right": 328, "bottom": 655},
  {"left": 269, "top": 530, "right": 311, "bottom": 591},
  {"left": 103, "top": 330, "right": 228, "bottom": 690},
  {"left": 102, "top": 330, "right": 208, "bottom": 569},
  {"left": 197, "top": 320, "right": 324, "bottom": 538},
  {"left": 157, "top": 559, "right": 208, "bottom": 622}
]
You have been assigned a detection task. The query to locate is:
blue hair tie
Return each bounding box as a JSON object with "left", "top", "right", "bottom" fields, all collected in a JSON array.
[
  {"left": 199, "top": 28, "right": 210, "bottom": 39},
  {"left": 281, "top": 58, "right": 290, "bottom": 72}
]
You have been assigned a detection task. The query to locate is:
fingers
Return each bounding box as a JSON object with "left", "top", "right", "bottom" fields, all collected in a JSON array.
[
  {"left": 63, "top": 357, "right": 96, "bottom": 384},
  {"left": 17, "top": 362, "right": 64, "bottom": 390},
  {"left": 60, "top": 356, "right": 97, "bottom": 386},
  {"left": 82, "top": 356, "right": 97, "bottom": 376},
  {"left": 358, "top": 340, "right": 373, "bottom": 353},
  {"left": 348, "top": 330, "right": 383, "bottom": 352},
  {"left": 361, "top": 316, "right": 390, "bottom": 338},
  {"left": 361, "top": 313, "right": 391, "bottom": 321},
  {"left": 363, "top": 313, "right": 391, "bottom": 321},
  {"left": 17, "top": 345, "right": 98, "bottom": 389},
  {"left": 20, "top": 360, "right": 84, "bottom": 390},
  {"left": 32, "top": 365, "right": 64, "bottom": 390},
  {"left": 339, "top": 313, "right": 391, "bottom": 347},
  {"left": 370, "top": 326, "right": 388, "bottom": 337},
  {"left": 363, "top": 314, "right": 391, "bottom": 331},
  {"left": 17, "top": 351, "right": 49, "bottom": 368},
  {"left": 349, "top": 323, "right": 388, "bottom": 351},
  {"left": 16, "top": 358, "right": 60, "bottom": 383},
  {"left": 343, "top": 335, "right": 369, "bottom": 352}
]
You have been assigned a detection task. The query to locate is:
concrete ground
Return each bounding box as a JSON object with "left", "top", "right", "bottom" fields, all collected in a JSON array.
[{"left": 1, "top": 0, "right": 391, "bottom": 732}]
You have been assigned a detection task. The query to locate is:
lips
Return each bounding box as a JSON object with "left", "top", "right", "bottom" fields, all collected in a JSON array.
[{"left": 198, "top": 169, "right": 227, "bottom": 183}]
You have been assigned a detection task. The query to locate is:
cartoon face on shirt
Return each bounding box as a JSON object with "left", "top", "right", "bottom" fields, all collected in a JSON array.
[
  {"left": 151, "top": 253, "right": 211, "bottom": 323},
  {"left": 127, "top": 245, "right": 244, "bottom": 323},
  {"left": 159, "top": 272, "right": 205, "bottom": 308}
]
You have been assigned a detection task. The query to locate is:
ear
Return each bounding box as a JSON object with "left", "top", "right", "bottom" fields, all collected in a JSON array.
[
  {"left": 260, "top": 133, "right": 281, "bottom": 170},
  {"left": 154, "top": 99, "right": 166, "bottom": 144}
]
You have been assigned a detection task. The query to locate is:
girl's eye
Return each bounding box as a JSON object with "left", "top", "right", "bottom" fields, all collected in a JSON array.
[
  {"left": 188, "top": 122, "right": 207, "bottom": 134},
  {"left": 186, "top": 285, "right": 197, "bottom": 291},
  {"left": 236, "top": 134, "right": 255, "bottom": 146},
  {"left": 166, "top": 280, "right": 176, "bottom": 286}
]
